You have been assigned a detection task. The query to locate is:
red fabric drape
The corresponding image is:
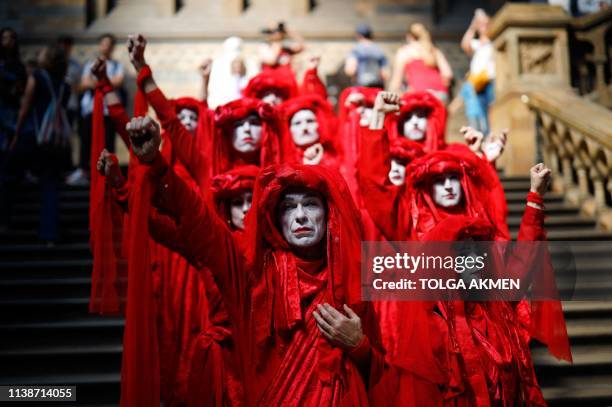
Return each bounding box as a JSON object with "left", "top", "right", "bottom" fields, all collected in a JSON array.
[
  {"left": 89, "top": 83, "right": 127, "bottom": 315},
  {"left": 119, "top": 65, "right": 161, "bottom": 407}
]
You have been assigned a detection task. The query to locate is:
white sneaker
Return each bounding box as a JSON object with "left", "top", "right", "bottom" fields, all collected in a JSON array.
[{"left": 65, "top": 168, "right": 89, "bottom": 186}]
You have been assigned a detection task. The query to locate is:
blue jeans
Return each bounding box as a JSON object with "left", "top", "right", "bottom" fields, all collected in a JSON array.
[{"left": 461, "top": 80, "right": 495, "bottom": 134}]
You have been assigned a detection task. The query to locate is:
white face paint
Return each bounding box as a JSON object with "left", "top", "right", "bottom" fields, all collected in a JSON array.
[
  {"left": 402, "top": 109, "right": 429, "bottom": 141},
  {"left": 229, "top": 190, "right": 252, "bottom": 230},
  {"left": 261, "top": 92, "right": 283, "bottom": 106},
  {"left": 231, "top": 114, "right": 263, "bottom": 154},
  {"left": 388, "top": 159, "right": 407, "bottom": 186},
  {"left": 279, "top": 191, "right": 326, "bottom": 248},
  {"left": 178, "top": 108, "right": 198, "bottom": 135},
  {"left": 358, "top": 107, "right": 373, "bottom": 127},
  {"left": 290, "top": 109, "right": 320, "bottom": 147},
  {"left": 432, "top": 174, "right": 463, "bottom": 208}
]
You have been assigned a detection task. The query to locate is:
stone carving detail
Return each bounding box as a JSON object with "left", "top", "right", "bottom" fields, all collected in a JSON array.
[{"left": 519, "top": 39, "right": 555, "bottom": 74}]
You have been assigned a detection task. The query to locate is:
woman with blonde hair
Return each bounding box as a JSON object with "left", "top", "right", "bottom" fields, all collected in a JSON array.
[{"left": 389, "top": 23, "right": 453, "bottom": 102}]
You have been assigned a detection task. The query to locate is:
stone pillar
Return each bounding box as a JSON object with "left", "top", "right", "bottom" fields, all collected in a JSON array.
[{"left": 488, "top": 4, "right": 571, "bottom": 175}]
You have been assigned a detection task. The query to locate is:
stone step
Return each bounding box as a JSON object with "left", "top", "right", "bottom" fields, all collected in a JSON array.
[
  {"left": 564, "top": 318, "right": 612, "bottom": 345},
  {"left": 562, "top": 301, "right": 612, "bottom": 319},
  {"left": 0, "top": 344, "right": 122, "bottom": 378},
  {"left": 0, "top": 318, "right": 123, "bottom": 350},
  {"left": 542, "top": 375, "right": 612, "bottom": 406},
  {"left": 510, "top": 229, "right": 612, "bottom": 241},
  {"left": 0, "top": 228, "right": 89, "bottom": 244},
  {"left": 0, "top": 298, "right": 92, "bottom": 323},
  {"left": 505, "top": 192, "right": 564, "bottom": 204},
  {"left": 0, "top": 278, "right": 94, "bottom": 300},
  {"left": 507, "top": 215, "right": 596, "bottom": 230},
  {"left": 534, "top": 344, "right": 612, "bottom": 379},
  {"left": 9, "top": 213, "right": 88, "bottom": 229},
  {"left": 507, "top": 203, "right": 579, "bottom": 216},
  {"left": 0, "top": 259, "right": 93, "bottom": 279},
  {"left": 0, "top": 243, "right": 91, "bottom": 262}
]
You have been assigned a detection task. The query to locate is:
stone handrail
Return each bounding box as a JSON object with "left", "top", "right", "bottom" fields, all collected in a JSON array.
[{"left": 526, "top": 89, "right": 612, "bottom": 229}]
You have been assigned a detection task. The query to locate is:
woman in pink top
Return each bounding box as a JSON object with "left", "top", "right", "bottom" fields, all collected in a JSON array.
[{"left": 389, "top": 23, "right": 453, "bottom": 102}]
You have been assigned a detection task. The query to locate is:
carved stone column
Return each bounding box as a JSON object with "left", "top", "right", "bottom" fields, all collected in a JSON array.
[{"left": 488, "top": 4, "right": 571, "bottom": 175}]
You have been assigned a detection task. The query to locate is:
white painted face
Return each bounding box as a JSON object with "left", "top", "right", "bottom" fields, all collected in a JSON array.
[
  {"left": 402, "top": 109, "right": 429, "bottom": 141},
  {"left": 178, "top": 108, "right": 198, "bottom": 135},
  {"left": 261, "top": 91, "right": 283, "bottom": 106},
  {"left": 231, "top": 114, "right": 263, "bottom": 154},
  {"left": 279, "top": 191, "right": 326, "bottom": 248},
  {"left": 358, "top": 107, "right": 373, "bottom": 127},
  {"left": 290, "top": 109, "right": 320, "bottom": 147},
  {"left": 229, "top": 190, "right": 252, "bottom": 230},
  {"left": 388, "top": 159, "right": 407, "bottom": 186},
  {"left": 432, "top": 174, "right": 463, "bottom": 208}
]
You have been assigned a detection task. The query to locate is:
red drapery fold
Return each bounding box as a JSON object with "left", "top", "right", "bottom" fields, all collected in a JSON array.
[{"left": 119, "top": 70, "right": 161, "bottom": 406}]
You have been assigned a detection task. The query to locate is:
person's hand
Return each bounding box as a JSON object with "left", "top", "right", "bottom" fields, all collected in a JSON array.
[
  {"left": 127, "top": 34, "right": 147, "bottom": 72},
  {"left": 91, "top": 57, "right": 109, "bottom": 82},
  {"left": 530, "top": 163, "right": 551, "bottom": 196},
  {"left": 373, "top": 91, "right": 401, "bottom": 114},
  {"left": 344, "top": 92, "right": 365, "bottom": 107},
  {"left": 126, "top": 116, "right": 161, "bottom": 163},
  {"left": 482, "top": 129, "right": 508, "bottom": 162},
  {"left": 199, "top": 58, "right": 212, "bottom": 78},
  {"left": 303, "top": 143, "right": 324, "bottom": 165},
  {"left": 460, "top": 126, "right": 484, "bottom": 155},
  {"left": 306, "top": 55, "right": 321, "bottom": 70},
  {"left": 313, "top": 304, "right": 364, "bottom": 349},
  {"left": 96, "top": 149, "right": 125, "bottom": 188}
]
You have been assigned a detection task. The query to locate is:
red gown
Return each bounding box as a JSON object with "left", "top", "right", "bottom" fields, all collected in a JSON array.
[{"left": 147, "top": 162, "right": 385, "bottom": 406}]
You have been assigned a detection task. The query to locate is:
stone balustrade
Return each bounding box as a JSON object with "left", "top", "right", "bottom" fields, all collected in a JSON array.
[{"left": 526, "top": 89, "right": 612, "bottom": 229}]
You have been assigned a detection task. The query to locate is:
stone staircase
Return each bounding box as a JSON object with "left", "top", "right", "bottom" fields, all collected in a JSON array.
[{"left": 0, "top": 176, "right": 610, "bottom": 406}]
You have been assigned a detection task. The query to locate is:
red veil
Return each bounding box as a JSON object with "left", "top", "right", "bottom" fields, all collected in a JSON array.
[
  {"left": 385, "top": 90, "right": 447, "bottom": 152},
  {"left": 243, "top": 70, "right": 298, "bottom": 101},
  {"left": 406, "top": 150, "right": 496, "bottom": 240},
  {"left": 211, "top": 165, "right": 260, "bottom": 223},
  {"left": 213, "top": 98, "right": 280, "bottom": 175},
  {"left": 278, "top": 94, "right": 341, "bottom": 168}
]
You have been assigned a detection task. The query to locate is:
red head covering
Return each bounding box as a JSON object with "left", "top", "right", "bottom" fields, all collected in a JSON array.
[
  {"left": 213, "top": 98, "right": 280, "bottom": 174},
  {"left": 245, "top": 164, "right": 363, "bottom": 352},
  {"left": 243, "top": 70, "right": 298, "bottom": 101},
  {"left": 210, "top": 165, "right": 259, "bottom": 225},
  {"left": 389, "top": 137, "right": 425, "bottom": 163},
  {"left": 278, "top": 94, "right": 341, "bottom": 167},
  {"left": 386, "top": 90, "right": 447, "bottom": 152},
  {"left": 406, "top": 150, "right": 495, "bottom": 240},
  {"left": 170, "top": 96, "right": 212, "bottom": 174}
]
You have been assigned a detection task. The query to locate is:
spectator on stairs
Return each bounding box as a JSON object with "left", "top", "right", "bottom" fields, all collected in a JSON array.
[{"left": 344, "top": 23, "right": 390, "bottom": 89}]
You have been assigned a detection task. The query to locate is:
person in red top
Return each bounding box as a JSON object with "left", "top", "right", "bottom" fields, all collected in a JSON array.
[
  {"left": 278, "top": 94, "right": 341, "bottom": 169},
  {"left": 126, "top": 115, "right": 385, "bottom": 405},
  {"left": 184, "top": 165, "right": 259, "bottom": 407}
]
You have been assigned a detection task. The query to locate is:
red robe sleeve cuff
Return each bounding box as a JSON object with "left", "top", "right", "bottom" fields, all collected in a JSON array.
[{"left": 347, "top": 334, "right": 371, "bottom": 366}]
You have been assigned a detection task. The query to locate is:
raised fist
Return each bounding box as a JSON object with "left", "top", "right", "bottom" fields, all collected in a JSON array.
[
  {"left": 460, "top": 126, "right": 484, "bottom": 155},
  {"left": 530, "top": 163, "right": 551, "bottom": 196},
  {"left": 91, "top": 57, "right": 108, "bottom": 82},
  {"left": 127, "top": 34, "right": 147, "bottom": 72},
  {"left": 303, "top": 143, "right": 324, "bottom": 165},
  {"left": 96, "top": 149, "right": 125, "bottom": 189},
  {"left": 373, "top": 91, "right": 401, "bottom": 114},
  {"left": 126, "top": 116, "right": 161, "bottom": 164},
  {"left": 306, "top": 55, "right": 321, "bottom": 71},
  {"left": 199, "top": 58, "right": 212, "bottom": 78}
]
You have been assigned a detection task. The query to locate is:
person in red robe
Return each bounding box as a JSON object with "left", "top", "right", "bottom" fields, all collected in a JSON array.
[
  {"left": 278, "top": 94, "right": 341, "bottom": 168},
  {"left": 243, "top": 70, "right": 299, "bottom": 106},
  {"left": 126, "top": 115, "right": 385, "bottom": 405},
  {"left": 185, "top": 165, "right": 259, "bottom": 407}
]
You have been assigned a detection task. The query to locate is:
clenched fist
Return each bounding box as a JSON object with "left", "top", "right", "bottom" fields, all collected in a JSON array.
[
  {"left": 127, "top": 34, "right": 147, "bottom": 72},
  {"left": 96, "top": 149, "right": 125, "bottom": 189},
  {"left": 91, "top": 57, "right": 108, "bottom": 82},
  {"left": 373, "top": 91, "right": 401, "bottom": 114},
  {"left": 199, "top": 58, "right": 212, "bottom": 78},
  {"left": 530, "top": 163, "right": 551, "bottom": 196},
  {"left": 460, "top": 126, "right": 484, "bottom": 155},
  {"left": 126, "top": 116, "right": 161, "bottom": 164}
]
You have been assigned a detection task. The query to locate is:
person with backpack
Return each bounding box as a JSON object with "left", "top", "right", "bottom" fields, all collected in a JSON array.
[
  {"left": 344, "top": 23, "right": 389, "bottom": 88},
  {"left": 12, "top": 44, "right": 70, "bottom": 245}
]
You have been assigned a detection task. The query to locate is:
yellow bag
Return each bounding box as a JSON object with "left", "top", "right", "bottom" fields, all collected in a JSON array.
[{"left": 467, "top": 70, "right": 490, "bottom": 93}]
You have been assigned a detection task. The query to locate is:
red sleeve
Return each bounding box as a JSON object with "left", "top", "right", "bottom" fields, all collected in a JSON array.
[
  {"left": 109, "top": 179, "right": 130, "bottom": 213},
  {"left": 517, "top": 199, "right": 545, "bottom": 241},
  {"left": 147, "top": 154, "right": 246, "bottom": 312},
  {"left": 107, "top": 103, "right": 131, "bottom": 149},
  {"left": 300, "top": 68, "right": 327, "bottom": 99},
  {"left": 146, "top": 88, "right": 208, "bottom": 184},
  {"left": 356, "top": 127, "right": 402, "bottom": 240}
]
